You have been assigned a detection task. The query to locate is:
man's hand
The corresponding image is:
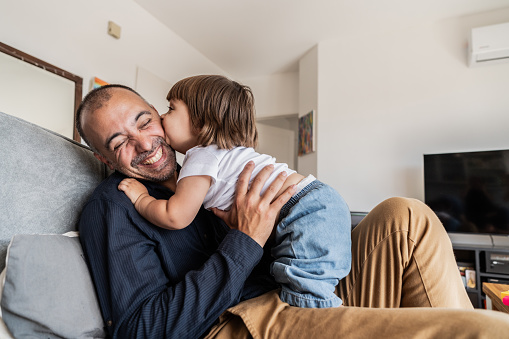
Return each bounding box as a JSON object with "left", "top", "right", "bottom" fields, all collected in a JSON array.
[{"left": 212, "top": 161, "right": 296, "bottom": 247}]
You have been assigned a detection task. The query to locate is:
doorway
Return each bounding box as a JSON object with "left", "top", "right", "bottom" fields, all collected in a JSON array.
[{"left": 256, "top": 114, "right": 298, "bottom": 170}]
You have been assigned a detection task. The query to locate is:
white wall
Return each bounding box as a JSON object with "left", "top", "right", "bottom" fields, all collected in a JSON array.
[
  {"left": 0, "top": 0, "right": 225, "bottom": 100},
  {"left": 315, "top": 8, "right": 509, "bottom": 212},
  {"left": 245, "top": 72, "right": 300, "bottom": 172},
  {"left": 243, "top": 72, "right": 299, "bottom": 118},
  {"left": 298, "top": 46, "right": 319, "bottom": 177},
  {"left": 4, "top": 1, "right": 509, "bottom": 214},
  {"left": 256, "top": 123, "right": 296, "bottom": 169}
]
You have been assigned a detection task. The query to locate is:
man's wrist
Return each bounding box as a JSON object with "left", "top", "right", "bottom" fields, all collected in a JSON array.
[{"left": 219, "top": 230, "right": 264, "bottom": 266}]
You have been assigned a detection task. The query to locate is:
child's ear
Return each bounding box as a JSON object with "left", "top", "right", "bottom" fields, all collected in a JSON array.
[{"left": 192, "top": 124, "right": 203, "bottom": 136}]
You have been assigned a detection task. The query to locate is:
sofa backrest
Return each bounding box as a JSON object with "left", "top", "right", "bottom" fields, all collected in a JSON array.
[{"left": 0, "top": 111, "right": 110, "bottom": 272}]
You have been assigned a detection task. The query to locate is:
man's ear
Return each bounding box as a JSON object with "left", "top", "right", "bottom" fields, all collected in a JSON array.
[{"left": 94, "top": 153, "right": 115, "bottom": 170}]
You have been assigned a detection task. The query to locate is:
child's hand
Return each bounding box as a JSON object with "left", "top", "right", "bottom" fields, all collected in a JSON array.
[{"left": 118, "top": 178, "right": 149, "bottom": 205}]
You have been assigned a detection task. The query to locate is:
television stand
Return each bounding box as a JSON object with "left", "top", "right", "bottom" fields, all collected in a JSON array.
[{"left": 450, "top": 234, "right": 509, "bottom": 308}]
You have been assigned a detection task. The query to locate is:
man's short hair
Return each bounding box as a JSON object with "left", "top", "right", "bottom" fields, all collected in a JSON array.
[{"left": 76, "top": 84, "right": 143, "bottom": 151}]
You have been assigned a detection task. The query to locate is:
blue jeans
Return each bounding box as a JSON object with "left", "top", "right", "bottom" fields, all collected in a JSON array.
[{"left": 270, "top": 180, "right": 351, "bottom": 308}]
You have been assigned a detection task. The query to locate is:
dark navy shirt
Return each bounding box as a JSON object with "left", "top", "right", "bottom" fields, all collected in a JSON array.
[{"left": 79, "top": 171, "right": 277, "bottom": 338}]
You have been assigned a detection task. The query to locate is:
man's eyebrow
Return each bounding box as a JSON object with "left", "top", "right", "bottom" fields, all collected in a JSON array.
[{"left": 104, "top": 111, "right": 152, "bottom": 150}]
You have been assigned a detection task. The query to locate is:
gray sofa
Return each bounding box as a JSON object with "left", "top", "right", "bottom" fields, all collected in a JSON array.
[{"left": 0, "top": 111, "right": 111, "bottom": 338}]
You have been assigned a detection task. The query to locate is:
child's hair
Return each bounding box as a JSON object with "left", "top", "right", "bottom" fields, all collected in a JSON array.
[{"left": 167, "top": 75, "right": 258, "bottom": 149}]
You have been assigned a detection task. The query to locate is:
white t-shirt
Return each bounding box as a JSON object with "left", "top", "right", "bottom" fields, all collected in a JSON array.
[{"left": 177, "top": 145, "right": 296, "bottom": 210}]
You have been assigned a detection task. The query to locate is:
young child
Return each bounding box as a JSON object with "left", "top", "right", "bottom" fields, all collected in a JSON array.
[{"left": 118, "top": 75, "right": 351, "bottom": 308}]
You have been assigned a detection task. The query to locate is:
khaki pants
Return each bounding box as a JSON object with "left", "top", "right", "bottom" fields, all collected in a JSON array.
[{"left": 206, "top": 197, "right": 509, "bottom": 338}]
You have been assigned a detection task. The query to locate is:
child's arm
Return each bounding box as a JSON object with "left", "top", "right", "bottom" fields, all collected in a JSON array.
[{"left": 118, "top": 176, "right": 211, "bottom": 230}]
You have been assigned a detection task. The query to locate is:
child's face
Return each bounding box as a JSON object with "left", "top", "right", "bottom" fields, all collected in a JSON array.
[{"left": 161, "top": 99, "right": 199, "bottom": 154}]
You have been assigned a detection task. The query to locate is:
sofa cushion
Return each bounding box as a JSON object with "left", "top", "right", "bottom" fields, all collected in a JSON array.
[
  {"left": 0, "top": 111, "right": 110, "bottom": 272},
  {"left": 1, "top": 233, "right": 106, "bottom": 338}
]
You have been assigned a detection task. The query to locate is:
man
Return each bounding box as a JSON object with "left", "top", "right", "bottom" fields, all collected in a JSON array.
[{"left": 77, "top": 84, "right": 509, "bottom": 338}]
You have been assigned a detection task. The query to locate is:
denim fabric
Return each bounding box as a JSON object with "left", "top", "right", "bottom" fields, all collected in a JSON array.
[{"left": 270, "top": 180, "right": 352, "bottom": 308}]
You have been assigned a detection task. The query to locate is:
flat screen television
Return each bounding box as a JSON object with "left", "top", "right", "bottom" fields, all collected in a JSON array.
[{"left": 424, "top": 149, "right": 509, "bottom": 236}]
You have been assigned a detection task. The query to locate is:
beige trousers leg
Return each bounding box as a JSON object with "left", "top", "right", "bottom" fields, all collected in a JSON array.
[
  {"left": 206, "top": 197, "right": 509, "bottom": 339},
  {"left": 338, "top": 197, "right": 472, "bottom": 308}
]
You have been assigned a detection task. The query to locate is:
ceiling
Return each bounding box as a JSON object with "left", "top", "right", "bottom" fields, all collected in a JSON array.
[{"left": 134, "top": 0, "right": 509, "bottom": 79}]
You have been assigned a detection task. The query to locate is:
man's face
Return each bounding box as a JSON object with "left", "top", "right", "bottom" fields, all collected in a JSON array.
[{"left": 82, "top": 88, "right": 177, "bottom": 182}]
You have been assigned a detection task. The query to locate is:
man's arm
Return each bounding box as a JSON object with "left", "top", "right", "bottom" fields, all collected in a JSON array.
[
  {"left": 80, "top": 166, "right": 294, "bottom": 338},
  {"left": 80, "top": 195, "right": 262, "bottom": 338}
]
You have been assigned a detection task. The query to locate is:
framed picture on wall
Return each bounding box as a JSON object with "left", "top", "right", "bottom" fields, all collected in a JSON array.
[
  {"left": 0, "top": 42, "right": 83, "bottom": 142},
  {"left": 298, "top": 110, "right": 315, "bottom": 156}
]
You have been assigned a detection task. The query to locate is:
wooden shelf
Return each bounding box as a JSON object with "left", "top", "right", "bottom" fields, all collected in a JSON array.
[{"left": 452, "top": 244, "right": 509, "bottom": 308}]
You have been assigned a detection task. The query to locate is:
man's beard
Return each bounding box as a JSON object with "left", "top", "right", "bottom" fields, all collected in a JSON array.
[{"left": 117, "top": 137, "right": 177, "bottom": 182}]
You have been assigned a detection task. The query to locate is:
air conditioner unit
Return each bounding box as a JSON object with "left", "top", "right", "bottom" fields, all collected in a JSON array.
[{"left": 468, "top": 22, "right": 509, "bottom": 67}]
